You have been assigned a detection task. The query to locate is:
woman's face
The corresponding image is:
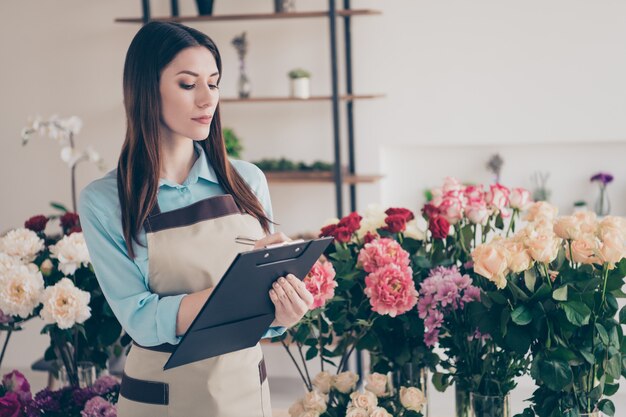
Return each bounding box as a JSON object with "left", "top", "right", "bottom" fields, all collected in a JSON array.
[{"left": 159, "top": 46, "right": 220, "bottom": 141}]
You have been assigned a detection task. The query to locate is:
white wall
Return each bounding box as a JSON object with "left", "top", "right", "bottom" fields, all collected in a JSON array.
[{"left": 2, "top": 0, "right": 626, "bottom": 411}]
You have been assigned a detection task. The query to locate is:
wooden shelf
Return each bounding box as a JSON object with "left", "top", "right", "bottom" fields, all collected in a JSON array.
[
  {"left": 115, "top": 9, "right": 381, "bottom": 24},
  {"left": 220, "top": 94, "right": 384, "bottom": 103},
  {"left": 265, "top": 171, "right": 383, "bottom": 184}
]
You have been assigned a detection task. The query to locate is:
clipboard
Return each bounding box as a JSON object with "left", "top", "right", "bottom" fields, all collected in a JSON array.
[{"left": 163, "top": 236, "right": 334, "bottom": 370}]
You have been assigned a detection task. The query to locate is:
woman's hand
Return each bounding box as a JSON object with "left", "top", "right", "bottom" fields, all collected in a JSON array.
[{"left": 269, "top": 274, "right": 314, "bottom": 328}]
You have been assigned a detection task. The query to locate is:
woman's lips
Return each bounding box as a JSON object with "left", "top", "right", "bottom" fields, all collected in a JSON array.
[{"left": 192, "top": 116, "right": 212, "bottom": 124}]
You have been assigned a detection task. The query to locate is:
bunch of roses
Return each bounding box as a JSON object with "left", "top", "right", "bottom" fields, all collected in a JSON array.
[
  {"left": 303, "top": 260, "right": 338, "bottom": 309},
  {"left": 320, "top": 212, "right": 363, "bottom": 244},
  {"left": 357, "top": 238, "right": 418, "bottom": 317},
  {"left": 417, "top": 266, "right": 481, "bottom": 347},
  {"left": 422, "top": 177, "right": 532, "bottom": 240}
]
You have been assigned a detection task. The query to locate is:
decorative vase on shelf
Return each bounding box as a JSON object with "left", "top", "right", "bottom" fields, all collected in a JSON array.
[
  {"left": 274, "top": 0, "right": 295, "bottom": 13},
  {"left": 56, "top": 361, "right": 96, "bottom": 389},
  {"left": 593, "top": 187, "right": 611, "bottom": 216},
  {"left": 290, "top": 77, "right": 310, "bottom": 99},
  {"left": 469, "top": 392, "right": 510, "bottom": 417},
  {"left": 455, "top": 385, "right": 471, "bottom": 417},
  {"left": 195, "top": 0, "right": 214, "bottom": 16},
  {"left": 238, "top": 70, "right": 251, "bottom": 99},
  {"left": 389, "top": 363, "right": 429, "bottom": 417}
]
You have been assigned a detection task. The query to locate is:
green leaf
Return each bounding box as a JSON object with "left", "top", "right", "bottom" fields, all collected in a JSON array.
[
  {"left": 511, "top": 305, "right": 533, "bottom": 326},
  {"left": 561, "top": 301, "right": 591, "bottom": 326},
  {"left": 619, "top": 306, "right": 626, "bottom": 324},
  {"left": 524, "top": 269, "right": 537, "bottom": 292},
  {"left": 598, "top": 399, "right": 615, "bottom": 417},
  {"left": 607, "top": 353, "right": 622, "bottom": 380},
  {"left": 595, "top": 323, "right": 610, "bottom": 346},
  {"left": 604, "top": 382, "right": 620, "bottom": 396},
  {"left": 552, "top": 286, "right": 568, "bottom": 302},
  {"left": 537, "top": 358, "right": 573, "bottom": 391},
  {"left": 50, "top": 201, "right": 69, "bottom": 212},
  {"left": 305, "top": 346, "right": 318, "bottom": 361}
]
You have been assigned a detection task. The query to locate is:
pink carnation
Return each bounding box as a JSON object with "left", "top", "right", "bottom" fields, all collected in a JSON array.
[
  {"left": 364, "top": 264, "right": 418, "bottom": 317},
  {"left": 303, "top": 261, "right": 338, "bottom": 309},
  {"left": 424, "top": 329, "right": 439, "bottom": 347},
  {"left": 357, "top": 238, "right": 410, "bottom": 273},
  {"left": 81, "top": 396, "right": 116, "bottom": 417}
]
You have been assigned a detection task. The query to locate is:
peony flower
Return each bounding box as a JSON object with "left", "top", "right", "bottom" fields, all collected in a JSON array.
[
  {"left": 302, "top": 390, "right": 327, "bottom": 413},
  {"left": 40, "top": 277, "right": 91, "bottom": 329},
  {"left": 349, "top": 391, "right": 378, "bottom": 411},
  {"left": 471, "top": 244, "right": 509, "bottom": 289},
  {"left": 303, "top": 261, "right": 337, "bottom": 309},
  {"left": 0, "top": 253, "right": 23, "bottom": 276},
  {"left": 364, "top": 372, "right": 390, "bottom": 397},
  {"left": 357, "top": 238, "right": 410, "bottom": 274},
  {"left": 365, "top": 264, "right": 418, "bottom": 317},
  {"left": 80, "top": 396, "right": 116, "bottom": 417},
  {"left": 49, "top": 232, "right": 91, "bottom": 276},
  {"left": 524, "top": 202, "right": 558, "bottom": 223},
  {"left": 312, "top": 371, "right": 333, "bottom": 395},
  {"left": 332, "top": 371, "right": 359, "bottom": 394},
  {"left": 509, "top": 188, "right": 532, "bottom": 210},
  {"left": 0, "top": 228, "right": 45, "bottom": 262},
  {"left": 0, "top": 264, "right": 44, "bottom": 318},
  {"left": 2, "top": 370, "right": 32, "bottom": 403},
  {"left": 400, "top": 386, "right": 426, "bottom": 412}
]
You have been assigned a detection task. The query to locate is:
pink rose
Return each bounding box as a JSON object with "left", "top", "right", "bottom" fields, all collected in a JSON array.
[
  {"left": 485, "top": 184, "right": 511, "bottom": 216},
  {"left": 0, "top": 392, "right": 21, "bottom": 417},
  {"left": 509, "top": 188, "right": 531, "bottom": 210},
  {"left": 2, "top": 370, "right": 31, "bottom": 403},
  {"left": 463, "top": 185, "right": 485, "bottom": 204},
  {"left": 304, "top": 261, "right": 338, "bottom": 309},
  {"left": 465, "top": 201, "right": 490, "bottom": 225},
  {"left": 442, "top": 177, "right": 464, "bottom": 194},
  {"left": 439, "top": 195, "right": 464, "bottom": 225},
  {"left": 365, "top": 264, "right": 418, "bottom": 317},
  {"left": 357, "top": 238, "right": 410, "bottom": 273}
]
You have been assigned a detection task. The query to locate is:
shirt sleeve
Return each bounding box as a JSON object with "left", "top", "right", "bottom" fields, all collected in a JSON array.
[{"left": 78, "top": 185, "right": 186, "bottom": 347}]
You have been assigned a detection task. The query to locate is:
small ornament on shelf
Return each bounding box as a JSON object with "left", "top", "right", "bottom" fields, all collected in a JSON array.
[
  {"left": 485, "top": 153, "right": 504, "bottom": 184},
  {"left": 288, "top": 68, "right": 311, "bottom": 99},
  {"left": 274, "top": 0, "right": 295, "bottom": 13},
  {"left": 531, "top": 171, "right": 551, "bottom": 202},
  {"left": 231, "top": 32, "right": 251, "bottom": 99}
]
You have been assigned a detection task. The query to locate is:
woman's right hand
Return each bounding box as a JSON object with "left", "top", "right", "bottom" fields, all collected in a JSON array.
[{"left": 253, "top": 232, "right": 291, "bottom": 250}]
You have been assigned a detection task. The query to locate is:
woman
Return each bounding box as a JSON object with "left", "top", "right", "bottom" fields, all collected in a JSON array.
[{"left": 78, "top": 21, "right": 314, "bottom": 417}]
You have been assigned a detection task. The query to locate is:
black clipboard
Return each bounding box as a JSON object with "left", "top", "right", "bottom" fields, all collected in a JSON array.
[{"left": 163, "top": 236, "right": 334, "bottom": 370}]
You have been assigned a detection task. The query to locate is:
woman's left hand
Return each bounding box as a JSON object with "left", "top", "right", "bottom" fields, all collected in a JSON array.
[{"left": 269, "top": 274, "right": 314, "bottom": 328}]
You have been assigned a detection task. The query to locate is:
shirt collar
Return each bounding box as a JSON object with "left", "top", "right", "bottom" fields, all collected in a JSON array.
[{"left": 158, "top": 141, "right": 219, "bottom": 188}]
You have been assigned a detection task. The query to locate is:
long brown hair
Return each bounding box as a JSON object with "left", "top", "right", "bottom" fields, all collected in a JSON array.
[{"left": 118, "top": 21, "right": 271, "bottom": 258}]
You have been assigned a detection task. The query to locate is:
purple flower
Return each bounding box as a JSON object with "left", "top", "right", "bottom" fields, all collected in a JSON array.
[
  {"left": 81, "top": 396, "right": 117, "bottom": 417},
  {"left": 73, "top": 387, "right": 97, "bottom": 408},
  {"left": 0, "top": 309, "right": 12, "bottom": 325},
  {"left": 424, "top": 329, "right": 439, "bottom": 347},
  {"left": 435, "top": 280, "right": 460, "bottom": 308},
  {"left": 0, "top": 392, "right": 21, "bottom": 417},
  {"left": 31, "top": 388, "right": 61, "bottom": 413},
  {"left": 2, "top": 370, "right": 32, "bottom": 403},
  {"left": 424, "top": 310, "right": 444, "bottom": 330},
  {"left": 590, "top": 172, "right": 614, "bottom": 185},
  {"left": 417, "top": 294, "right": 435, "bottom": 319},
  {"left": 91, "top": 376, "right": 119, "bottom": 396}
]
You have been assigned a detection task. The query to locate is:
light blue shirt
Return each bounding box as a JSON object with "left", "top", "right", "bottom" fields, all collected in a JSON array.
[{"left": 78, "top": 141, "right": 285, "bottom": 347}]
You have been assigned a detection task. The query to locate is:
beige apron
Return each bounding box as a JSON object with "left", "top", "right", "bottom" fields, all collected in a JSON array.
[{"left": 117, "top": 194, "right": 273, "bottom": 417}]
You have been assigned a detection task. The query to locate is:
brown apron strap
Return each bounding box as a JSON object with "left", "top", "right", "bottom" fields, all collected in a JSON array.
[
  {"left": 133, "top": 340, "right": 176, "bottom": 353},
  {"left": 120, "top": 372, "right": 169, "bottom": 405}
]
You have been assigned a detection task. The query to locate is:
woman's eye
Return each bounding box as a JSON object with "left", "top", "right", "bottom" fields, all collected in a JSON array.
[
  {"left": 209, "top": 84, "right": 219, "bottom": 90},
  {"left": 180, "top": 83, "right": 194, "bottom": 90}
]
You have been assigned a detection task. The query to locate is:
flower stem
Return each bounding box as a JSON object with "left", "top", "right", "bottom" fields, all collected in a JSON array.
[
  {"left": 0, "top": 328, "right": 13, "bottom": 369},
  {"left": 280, "top": 338, "right": 312, "bottom": 391}
]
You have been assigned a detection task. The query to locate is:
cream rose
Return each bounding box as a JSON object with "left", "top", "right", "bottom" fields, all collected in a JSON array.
[
  {"left": 0, "top": 228, "right": 45, "bottom": 262},
  {"left": 503, "top": 240, "right": 533, "bottom": 273},
  {"left": 288, "top": 399, "right": 305, "bottom": 417},
  {"left": 349, "top": 391, "right": 378, "bottom": 411},
  {"left": 471, "top": 244, "right": 509, "bottom": 289},
  {"left": 567, "top": 237, "right": 600, "bottom": 265},
  {"left": 0, "top": 264, "right": 44, "bottom": 318},
  {"left": 404, "top": 220, "right": 425, "bottom": 241},
  {"left": 573, "top": 211, "right": 598, "bottom": 236},
  {"left": 364, "top": 372, "right": 390, "bottom": 397},
  {"left": 524, "top": 202, "right": 558, "bottom": 223},
  {"left": 312, "top": 371, "right": 333, "bottom": 394},
  {"left": 400, "top": 386, "right": 426, "bottom": 412},
  {"left": 370, "top": 406, "right": 393, "bottom": 417},
  {"left": 301, "top": 390, "right": 327, "bottom": 413},
  {"left": 524, "top": 229, "right": 562, "bottom": 264},
  {"left": 598, "top": 233, "right": 626, "bottom": 265},
  {"left": 346, "top": 407, "right": 369, "bottom": 417},
  {"left": 599, "top": 216, "right": 626, "bottom": 241},
  {"left": 40, "top": 277, "right": 91, "bottom": 329},
  {"left": 333, "top": 371, "right": 359, "bottom": 394},
  {"left": 49, "top": 232, "right": 91, "bottom": 276},
  {"left": 554, "top": 216, "right": 581, "bottom": 241}
]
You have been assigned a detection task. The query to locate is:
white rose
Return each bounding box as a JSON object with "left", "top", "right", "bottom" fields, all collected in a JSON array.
[
  {"left": 333, "top": 371, "right": 359, "bottom": 394},
  {"left": 509, "top": 188, "right": 532, "bottom": 210},
  {"left": 349, "top": 391, "right": 378, "bottom": 411},
  {"left": 598, "top": 232, "right": 626, "bottom": 265},
  {"left": 312, "top": 371, "right": 333, "bottom": 394},
  {"left": 356, "top": 205, "right": 387, "bottom": 239},
  {"left": 370, "top": 406, "right": 393, "bottom": 417},
  {"left": 49, "top": 232, "right": 90, "bottom": 276},
  {"left": 599, "top": 216, "right": 626, "bottom": 241},
  {"left": 0, "top": 228, "right": 44, "bottom": 262},
  {"left": 346, "top": 407, "right": 369, "bottom": 417},
  {"left": 400, "top": 386, "right": 426, "bottom": 413},
  {"left": 465, "top": 201, "right": 490, "bottom": 225},
  {"left": 288, "top": 399, "right": 305, "bottom": 417},
  {"left": 554, "top": 216, "right": 582, "bottom": 241},
  {"left": 404, "top": 220, "right": 425, "bottom": 241},
  {"left": 0, "top": 264, "right": 44, "bottom": 318},
  {"left": 365, "top": 372, "right": 390, "bottom": 397},
  {"left": 301, "top": 390, "right": 327, "bottom": 413},
  {"left": 40, "top": 278, "right": 91, "bottom": 329}
]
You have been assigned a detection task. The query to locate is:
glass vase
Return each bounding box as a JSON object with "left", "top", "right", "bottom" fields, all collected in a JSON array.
[
  {"left": 57, "top": 361, "right": 96, "bottom": 388},
  {"left": 470, "top": 393, "right": 510, "bottom": 417},
  {"left": 593, "top": 187, "right": 611, "bottom": 216},
  {"left": 456, "top": 386, "right": 471, "bottom": 417},
  {"left": 389, "top": 363, "right": 429, "bottom": 417},
  {"left": 238, "top": 70, "right": 251, "bottom": 99}
]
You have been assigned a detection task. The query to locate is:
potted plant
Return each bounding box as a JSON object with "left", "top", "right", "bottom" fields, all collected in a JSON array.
[{"left": 288, "top": 68, "right": 311, "bottom": 99}]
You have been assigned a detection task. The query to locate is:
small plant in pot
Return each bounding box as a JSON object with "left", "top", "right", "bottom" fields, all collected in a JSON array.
[{"left": 288, "top": 68, "right": 311, "bottom": 99}]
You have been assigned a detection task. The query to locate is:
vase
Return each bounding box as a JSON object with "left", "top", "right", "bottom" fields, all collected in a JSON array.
[
  {"left": 456, "top": 386, "right": 471, "bottom": 417},
  {"left": 290, "top": 77, "right": 310, "bottom": 99},
  {"left": 274, "top": 0, "right": 295, "bottom": 13},
  {"left": 470, "top": 393, "right": 510, "bottom": 417},
  {"left": 593, "top": 187, "right": 611, "bottom": 216},
  {"left": 195, "top": 0, "right": 214, "bottom": 16},
  {"left": 389, "top": 363, "right": 429, "bottom": 417},
  {"left": 57, "top": 361, "right": 96, "bottom": 388},
  {"left": 238, "top": 70, "right": 251, "bottom": 99}
]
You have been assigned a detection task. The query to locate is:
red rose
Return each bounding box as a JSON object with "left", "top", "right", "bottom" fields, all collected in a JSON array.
[
  {"left": 363, "top": 231, "right": 378, "bottom": 244},
  {"left": 337, "top": 212, "right": 362, "bottom": 233},
  {"left": 24, "top": 215, "right": 48, "bottom": 232},
  {"left": 68, "top": 225, "right": 82, "bottom": 235},
  {"left": 384, "top": 214, "right": 407, "bottom": 233},
  {"left": 0, "top": 392, "right": 21, "bottom": 417},
  {"left": 319, "top": 224, "right": 337, "bottom": 238},
  {"left": 421, "top": 203, "right": 440, "bottom": 220},
  {"left": 429, "top": 216, "right": 450, "bottom": 240},
  {"left": 333, "top": 227, "right": 352, "bottom": 243},
  {"left": 60, "top": 212, "right": 80, "bottom": 231},
  {"left": 384, "top": 208, "right": 415, "bottom": 222}
]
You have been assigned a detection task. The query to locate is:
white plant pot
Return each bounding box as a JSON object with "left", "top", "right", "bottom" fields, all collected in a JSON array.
[{"left": 290, "top": 77, "right": 310, "bottom": 99}]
